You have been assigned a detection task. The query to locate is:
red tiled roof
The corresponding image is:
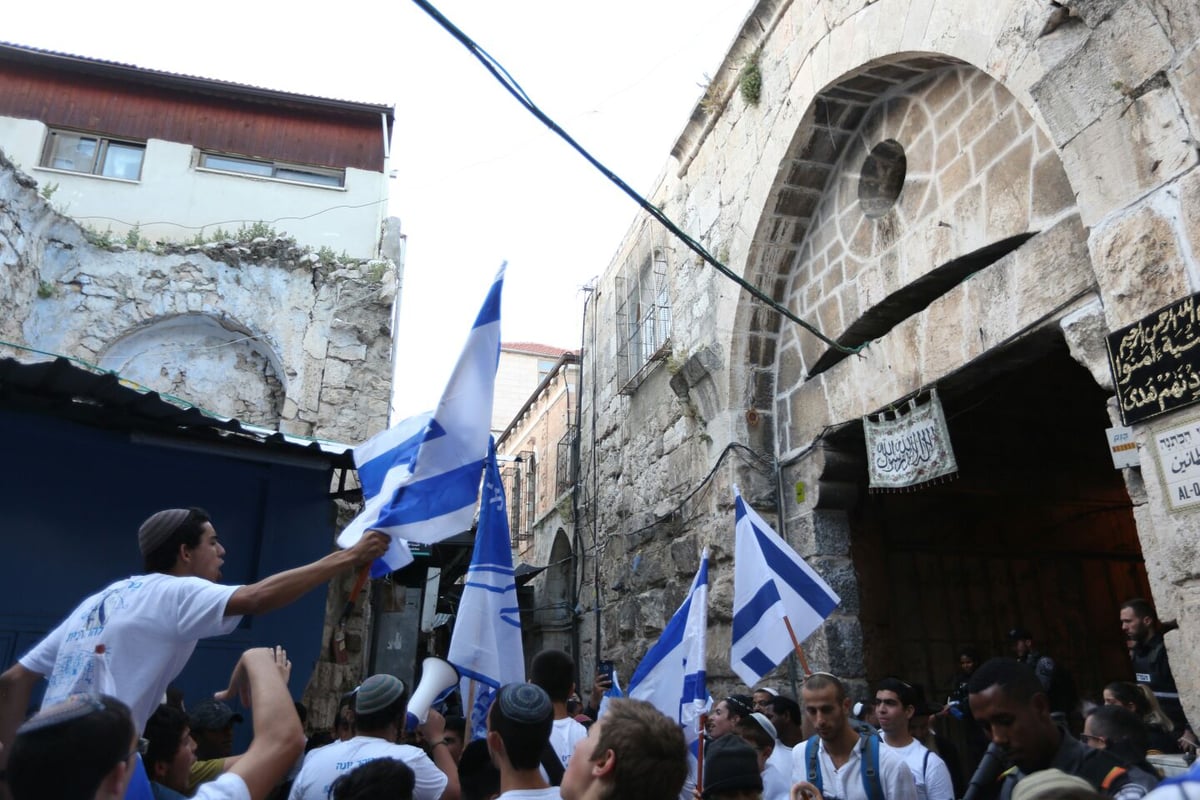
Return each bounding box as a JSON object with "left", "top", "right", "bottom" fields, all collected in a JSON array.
[{"left": 502, "top": 342, "right": 576, "bottom": 357}]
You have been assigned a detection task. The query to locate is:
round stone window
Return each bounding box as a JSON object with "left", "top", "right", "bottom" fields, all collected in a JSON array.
[{"left": 858, "top": 139, "right": 907, "bottom": 218}]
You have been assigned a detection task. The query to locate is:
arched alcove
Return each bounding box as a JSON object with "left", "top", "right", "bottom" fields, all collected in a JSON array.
[{"left": 100, "top": 313, "right": 286, "bottom": 426}]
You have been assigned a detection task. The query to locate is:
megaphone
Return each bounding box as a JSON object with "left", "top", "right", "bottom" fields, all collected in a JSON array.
[{"left": 408, "top": 657, "right": 459, "bottom": 723}]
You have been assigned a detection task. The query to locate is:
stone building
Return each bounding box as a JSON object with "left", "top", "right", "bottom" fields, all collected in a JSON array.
[
  {"left": 575, "top": 0, "right": 1200, "bottom": 718},
  {"left": 0, "top": 129, "right": 398, "bottom": 729},
  {"left": 497, "top": 351, "right": 580, "bottom": 657},
  {"left": 493, "top": 342, "right": 575, "bottom": 434}
]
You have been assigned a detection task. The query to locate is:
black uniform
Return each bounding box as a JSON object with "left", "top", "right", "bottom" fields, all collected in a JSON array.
[{"left": 1131, "top": 633, "right": 1189, "bottom": 734}]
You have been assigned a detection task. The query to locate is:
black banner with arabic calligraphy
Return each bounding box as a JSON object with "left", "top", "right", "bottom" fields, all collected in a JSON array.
[{"left": 1107, "top": 293, "right": 1200, "bottom": 425}]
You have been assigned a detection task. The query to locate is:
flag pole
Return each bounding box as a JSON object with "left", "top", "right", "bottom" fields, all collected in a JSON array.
[
  {"left": 697, "top": 713, "right": 708, "bottom": 793},
  {"left": 782, "top": 615, "right": 813, "bottom": 677}
]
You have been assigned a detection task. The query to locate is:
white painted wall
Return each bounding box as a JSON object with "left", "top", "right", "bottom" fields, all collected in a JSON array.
[{"left": 0, "top": 116, "right": 387, "bottom": 258}]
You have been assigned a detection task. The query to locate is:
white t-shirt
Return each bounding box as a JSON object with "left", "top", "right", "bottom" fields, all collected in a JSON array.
[
  {"left": 497, "top": 789, "right": 562, "bottom": 799},
  {"left": 792, "top": 735, "right": 918, "bottom": 800},
  {"left": 549, "top": 717, "right": 589, "bottom": 768},
  {"left": 194, "top": 773, "right": 250, "bottom": 800},
  {"left": 763, "top": 762, "right": 793, "bottom": 800},
  {"left": 288, "top": 736, "right": 448, "bottom": 800},
  {"left": 20, "top": 573, "right": 241, "bottom": 732},
  {"left": 882, "top": 739, "right": 953, "bottom": 800},
  {"left": 768, "top": 743, "right": 794, "bottom": 781}
]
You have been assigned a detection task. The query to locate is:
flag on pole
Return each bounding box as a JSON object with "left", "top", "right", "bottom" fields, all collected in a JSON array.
[
  {"left": 730, "top": 486, "right": 840, "bottom": 687},
  {"left": 628, "top": 548, "right": 710, "bottom": 747},
  {"left": 446, "top": 438, "right": 524, "bottom": 741},
  {"left": 339, "top": 264, "right": 505, "bottom": 575}
]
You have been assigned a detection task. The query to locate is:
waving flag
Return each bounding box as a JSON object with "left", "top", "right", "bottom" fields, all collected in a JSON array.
[
  {"left": 447, "top": 438, "right": 524, "bottom": 740},
  {"left": 628, "top": 548, "right": 710, "bottom": 745},
  {"left": 730, "top": 486, "right": 840, "bottom": 686},
  {"left": 339, "top": 264, "right": 505, "bottom": 575}
]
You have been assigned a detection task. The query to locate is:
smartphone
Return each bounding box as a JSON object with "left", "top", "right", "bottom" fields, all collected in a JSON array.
[{"left": 597, "top": 659, "right": 615, "bottom": 681}]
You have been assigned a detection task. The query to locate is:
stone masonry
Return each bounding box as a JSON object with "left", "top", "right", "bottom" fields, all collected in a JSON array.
[
  {"left": 576, "top": 0, "right": 1200, "bottom": 714},
  {"left": 0, "top": 146, "right": 397, "bottom": 728}
]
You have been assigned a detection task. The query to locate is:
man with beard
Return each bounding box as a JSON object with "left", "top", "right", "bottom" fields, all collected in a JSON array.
[{"left": 1120, "top": 599, "right": 1194, "bottom": 750}]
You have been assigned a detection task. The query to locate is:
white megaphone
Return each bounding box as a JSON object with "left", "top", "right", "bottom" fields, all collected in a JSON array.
[{"left": 408, "top": 657, "right": 459, "bottom": 723}]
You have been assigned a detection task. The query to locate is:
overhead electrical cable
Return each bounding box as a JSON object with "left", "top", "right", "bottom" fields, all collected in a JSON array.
[{"left": 410, "top": 0, "right": 864, "bottom": 354}]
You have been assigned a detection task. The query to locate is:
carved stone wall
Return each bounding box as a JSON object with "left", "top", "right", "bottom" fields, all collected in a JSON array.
[{"left": 577, "top": 0, "right": 1200, "bottom": 712}]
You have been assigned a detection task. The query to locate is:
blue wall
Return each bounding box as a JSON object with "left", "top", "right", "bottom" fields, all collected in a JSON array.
[{"left": 0, "top": 408, "right": 337, "bottom": 749}]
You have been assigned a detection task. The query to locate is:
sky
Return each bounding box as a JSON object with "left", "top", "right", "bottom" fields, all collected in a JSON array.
[{"left": 5, "top": 0, "right": 753, "bottom": 420}]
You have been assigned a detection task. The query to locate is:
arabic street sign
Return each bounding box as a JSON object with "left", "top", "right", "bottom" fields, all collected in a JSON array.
[
  {"left": 1152, "top": 416, "right": 1200, "bottom": 512},
  {"left": 1107, "top": 293, "right": 1200, "bottom": 425}
]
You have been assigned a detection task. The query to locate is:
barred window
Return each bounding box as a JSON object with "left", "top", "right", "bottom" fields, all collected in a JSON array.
[{"left": 615, "top": 223, "right": 671, "bottom": 392}]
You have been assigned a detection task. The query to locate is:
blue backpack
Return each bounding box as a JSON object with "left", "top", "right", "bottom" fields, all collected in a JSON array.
[{"left": 804, "top": 732, "right": 885, "bottom": 800}]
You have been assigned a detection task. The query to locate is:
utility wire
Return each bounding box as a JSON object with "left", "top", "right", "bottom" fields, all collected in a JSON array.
[{"left": 410, "top": 0, "right": 864, "bottom": 355}]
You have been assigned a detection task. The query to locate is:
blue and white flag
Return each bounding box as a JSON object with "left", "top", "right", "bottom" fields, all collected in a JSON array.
[
  {"left": 628, "top": 548, "right": 710, "bottom": 747},
  {"left": 339, "top": 264, "right": 505, "bottom": 575},
  {"left": 446, "top": 438, "right": 525, "bottom": 741},
  {"left": 731, "top": 486, "right": 840, "bottom": 686}
]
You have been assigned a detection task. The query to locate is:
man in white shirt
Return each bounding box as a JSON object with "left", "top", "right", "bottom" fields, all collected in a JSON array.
[
  {"left": 530, "top": 650, "right": 588, "bottom": 772},
  {"left": 487, "top": 682, "right": 561, "bottom": 800},
  {"left": 288, "top": 673, "right": 459, "bottom": 800},
  {"left": 6, "top": 646, "right": 305, "bottom": 800},
  {"left": 792, "top": 673, "right": 918, "bottom": 800},
  {"left": 0, "top": 507, "right": 387, "bottom": 797},
  {"left": 874, "top": 678, "right": 954, "bottom": 800}
]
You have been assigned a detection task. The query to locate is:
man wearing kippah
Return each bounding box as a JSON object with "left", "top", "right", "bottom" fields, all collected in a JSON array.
[
  {"left": 486, "top": 682, "right": 560, "bottom": 799},
  {"left": 0, "top": 507, "right": 388, "bottom": 795},
  {"left": 288, "top": 673, "right": 459, "bottom": 800}
]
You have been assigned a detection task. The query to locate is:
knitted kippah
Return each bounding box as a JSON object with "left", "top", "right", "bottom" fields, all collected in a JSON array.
[
  {"left": 748, "top": 711, "right": 778, "bottom": 740},
  {"left": 496, "top": 682, "right": 552, "bottom": 723},
  {"left": 1012, "top": 769, "right": 1093, "bottom": 800},
  {"left": 138, "top": 509, "right": 190, "bottom": 556},
  {"left": 355, "top": 674, "right": 406, "bottom": 715},
  {"left": 18, "top": 695, "right": 107, "bottom": 735}
]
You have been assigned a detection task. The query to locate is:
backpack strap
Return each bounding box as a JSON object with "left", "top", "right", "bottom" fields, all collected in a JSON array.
[
  {"left": 806, "top": 735, "right": 823, "bottom": 790},
  {"left": 860, "top": 733, "right": 883, "bottom": 800},
  {"left": 922, "top": 748, "right": 931, "bottom": 783}
]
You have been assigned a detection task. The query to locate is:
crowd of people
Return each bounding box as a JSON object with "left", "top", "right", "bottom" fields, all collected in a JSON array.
[{"left": 0, "top": 507, "right": 1198, "bottom": 800}]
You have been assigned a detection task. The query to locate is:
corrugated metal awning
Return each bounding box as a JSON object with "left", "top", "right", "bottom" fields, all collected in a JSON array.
[{"left": 0, "top": 356, "right": 354, "bottom": 468}]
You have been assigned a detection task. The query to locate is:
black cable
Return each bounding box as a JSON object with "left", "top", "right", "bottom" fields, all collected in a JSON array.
[{"left": 409, "top": 0, "right": 865, "bottom": 355}]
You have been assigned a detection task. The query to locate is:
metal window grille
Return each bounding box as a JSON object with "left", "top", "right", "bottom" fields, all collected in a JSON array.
[
  {"left": 615, "top": 223, "right": 671, "bottom": 393},
  {"left": 556, "top": 425, "right": 577, "bottom": 497}
]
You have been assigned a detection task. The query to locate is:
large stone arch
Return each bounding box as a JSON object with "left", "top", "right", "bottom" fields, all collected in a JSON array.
[
  {"left": 706, "top": 0, "right": 1196, "bottom": 449},
  {"left": 100, "top": 312, "right": 286, "bottom": 425}
]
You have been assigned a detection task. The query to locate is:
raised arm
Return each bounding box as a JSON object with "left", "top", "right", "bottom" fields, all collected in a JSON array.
[
  {"left": 215, "top": 647, "right": 306, "bottom": 800},
  {"left": 0, "top": 664, "right": 41, "bottom": 773},
  {"left": 225, "top": 531, "right": 388, "bottom": 617}
]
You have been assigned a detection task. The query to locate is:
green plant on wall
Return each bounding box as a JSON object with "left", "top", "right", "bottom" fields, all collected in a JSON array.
[{"left": 739, "top": 49, "right": 762, "bottom": 106}]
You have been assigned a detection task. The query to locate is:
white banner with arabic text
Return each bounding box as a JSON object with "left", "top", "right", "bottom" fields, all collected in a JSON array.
[{"left": 863, "top": 389, "right": 958, "bottom": 491}]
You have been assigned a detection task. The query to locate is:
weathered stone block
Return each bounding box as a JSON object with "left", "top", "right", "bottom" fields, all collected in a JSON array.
[
  {"left": 1030, "top": 150, "right": 1077, "bottom": 221},
  {"left": 985, "top": 138, "right": 1034, "bottom": 240},
  {"left": 1061, "top": 87, "right": 1197, "bottom": 226},
  {"left": 1032, "top": 0, "right": 1173, "bottom": 142},
  {"left": 1171, "top": 44, "right": 1200, "bottom": 139},
  {"left": 1091, "top": 199, "right": 1191, "bottom": 328}
]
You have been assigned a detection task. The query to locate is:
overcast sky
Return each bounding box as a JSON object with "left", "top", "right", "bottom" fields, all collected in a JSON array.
[{"left": 6, "top": 0, "right": 752, "bottom": 422}]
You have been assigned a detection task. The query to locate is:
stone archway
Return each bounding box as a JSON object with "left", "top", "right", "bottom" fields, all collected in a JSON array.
[
  {"left": 100, "top": 312, "right": 286, "bottom": 425},
  {"left": 723, "top": 52, "right": 1144, "bottom": 696}
]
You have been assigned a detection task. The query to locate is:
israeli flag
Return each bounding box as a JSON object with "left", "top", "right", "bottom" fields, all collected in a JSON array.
[
  {"left": 446, "top": 438, "right": 525, "bottom": 740},
  {"left": 339, "top": 265, "right": 505, "bottom": 574},
  {"left": 628, "top": 548, "right": 710, "bottom": 746},
  {"left": 730, "top": 486, "right": 840, "bottom": 686}
]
